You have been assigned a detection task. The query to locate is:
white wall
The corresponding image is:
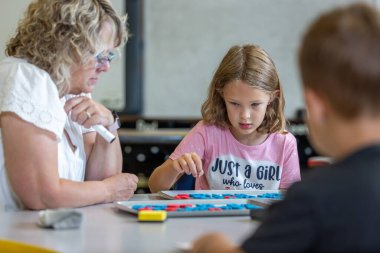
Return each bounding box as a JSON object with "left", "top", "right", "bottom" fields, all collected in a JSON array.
[
  {"left": 92, "top": 1, "right": 126, "bottom": 110},
  {"left": 0, "top": 2, "right": 29, "bottom": 57},
  {"left": 143, "top": 0, "right": 371, "bottom": 119},
  {"left": 1, "top": 0, "right": 376, "bottom": 118}
]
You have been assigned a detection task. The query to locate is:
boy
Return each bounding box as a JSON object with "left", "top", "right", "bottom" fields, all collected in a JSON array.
[{"left": 191, "top": 2, "right": 380, "bottom": 252}]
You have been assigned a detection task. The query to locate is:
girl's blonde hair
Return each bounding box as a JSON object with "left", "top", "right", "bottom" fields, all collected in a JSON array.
[
  {"left": 201, "top": 44, "right": 286, "bottom": 133},
  {"left": 6, "top": 0, "right": 128, "bottom": 97}
]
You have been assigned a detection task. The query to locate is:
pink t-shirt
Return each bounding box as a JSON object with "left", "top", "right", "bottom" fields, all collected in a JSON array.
[{"left": 170, "top": 121, "right": 301, "bottom": 190}]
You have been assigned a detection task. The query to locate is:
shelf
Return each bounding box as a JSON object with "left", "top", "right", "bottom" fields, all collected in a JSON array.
[{"left": 118, "top": 129, "right": 189, "bottom": 144}]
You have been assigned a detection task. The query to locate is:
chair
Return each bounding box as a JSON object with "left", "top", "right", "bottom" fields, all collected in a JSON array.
[
  {"left": 173, "top": 174, "right": 195, "bottom": 190},
  {"left": 0, "top": 239, "right": 57, "bottom": 253}
]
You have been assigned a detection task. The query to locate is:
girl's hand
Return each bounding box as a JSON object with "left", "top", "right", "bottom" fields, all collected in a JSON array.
[
  {"left": 172, "top": 152, "right": 204, "bottom": 178},
  {"left": 64, "top": 96, "right": 114, "bottom": 129}
]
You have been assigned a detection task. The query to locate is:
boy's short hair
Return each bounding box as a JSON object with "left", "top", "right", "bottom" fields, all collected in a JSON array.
[{"left": 299, "top": 3, "right": 380, "bottom": 119}]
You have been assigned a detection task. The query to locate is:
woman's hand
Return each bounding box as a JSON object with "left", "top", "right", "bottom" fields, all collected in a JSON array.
[
  {"left": 65, "top": 95, "right": 123, "bottom": 181},
  {"left": 102, "top": 173, "right": 139, "bottom": 202},
  {"left": 172, "top": 152, "right": 204, "bottom": 178},
  {"left": 64, "top": 96, "right": 113, "bottom": 129}
]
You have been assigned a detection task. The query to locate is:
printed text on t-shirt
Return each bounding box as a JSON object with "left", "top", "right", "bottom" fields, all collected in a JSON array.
[{"left": 208, "top": 156, "right": 282, "bottom": 190}]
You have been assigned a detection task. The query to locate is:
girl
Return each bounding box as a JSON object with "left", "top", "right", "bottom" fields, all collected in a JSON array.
[{"left": 148, "top": 44, "right": 300, "bottom": 192}]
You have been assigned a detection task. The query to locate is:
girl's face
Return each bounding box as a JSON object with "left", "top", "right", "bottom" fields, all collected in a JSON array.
[
  {"left": 223, "top": 80, "right": 272, "bottom": 144},
  {"left": 69, "top": 22, "right": 115, "bottom": 94}
]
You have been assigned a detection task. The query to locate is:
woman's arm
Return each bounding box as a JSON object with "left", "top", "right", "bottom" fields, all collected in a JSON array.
[
  {"left": 64, "top": 96, "right": 123, "bottom": 180},
  {"left": 1, "top": 112, "right": 136, "bottom": 210},
  {"left": 83, "top": 130, "right": 123, "bottom": 180}
]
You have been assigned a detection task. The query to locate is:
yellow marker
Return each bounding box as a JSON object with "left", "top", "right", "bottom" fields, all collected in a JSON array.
[{"left": 138, "top": 210, "right": 167, "bottom": 222}]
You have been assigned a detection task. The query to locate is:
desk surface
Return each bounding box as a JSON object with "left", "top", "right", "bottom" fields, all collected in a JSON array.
[{"left": 0, "top": 194, "right": 260, "bottom": 253}]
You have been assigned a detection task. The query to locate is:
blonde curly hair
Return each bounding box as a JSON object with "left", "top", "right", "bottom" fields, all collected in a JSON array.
[
  {"left": 201, "top": 44, "right": 286, "bottom": 134},
  {"left": 6, "top": 0, "right": 128, "bottom": 96}
]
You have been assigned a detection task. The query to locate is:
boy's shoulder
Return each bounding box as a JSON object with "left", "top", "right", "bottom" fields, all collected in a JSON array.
[{"left": 298, "top": 145, "right": 380, "bottom": 191}]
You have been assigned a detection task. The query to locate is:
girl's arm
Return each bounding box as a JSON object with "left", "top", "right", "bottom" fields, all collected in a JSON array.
[
  {"left": 148, "top": 152, "right": 203, "bottom": 193},
  {"left": 149, "top": 121, "right": 206, "bottom": 193},
  {"left": 1, "top": 112, "right": 137, "bottom": 210},
  {"left": 148, "top": 159, "right": 184, "bottom": 193}
]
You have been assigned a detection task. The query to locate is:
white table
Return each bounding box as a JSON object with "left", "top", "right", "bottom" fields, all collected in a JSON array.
[{"left": 0, "top": 194, "right": 260, "bottom": 253}]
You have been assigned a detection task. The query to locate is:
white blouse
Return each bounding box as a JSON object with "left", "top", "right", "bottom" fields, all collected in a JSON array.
[{"left": 0, "top": 57, "right": 90, "bottom": 211}]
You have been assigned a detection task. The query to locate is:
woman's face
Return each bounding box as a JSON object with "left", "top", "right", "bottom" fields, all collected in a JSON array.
[
  {"left": 69, "top": 22, "right": 115, "bottom": 94},
  {"left": 223, "top": 80, "right": 272, "bottom": 143}
]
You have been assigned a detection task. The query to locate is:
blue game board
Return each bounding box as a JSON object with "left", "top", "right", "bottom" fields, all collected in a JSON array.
[
  {"left": 115, "top": 199, "right": 264, "bottom": 217},
  {"left": 158, "top": 190, "right": 284, "bottom": 201}
]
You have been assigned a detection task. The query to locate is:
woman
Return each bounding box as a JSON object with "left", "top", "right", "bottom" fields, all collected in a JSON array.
[{"left": 0, "top": 0, "right": 138, "bottom": 211}]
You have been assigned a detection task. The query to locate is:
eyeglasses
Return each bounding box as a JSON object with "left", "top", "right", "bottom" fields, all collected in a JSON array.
[{"left": 95, "top": 50, "right": 117, "bottom": 67}]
